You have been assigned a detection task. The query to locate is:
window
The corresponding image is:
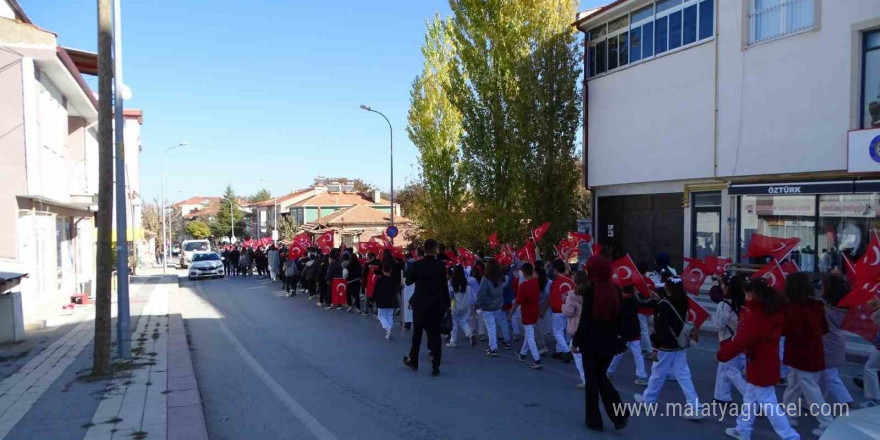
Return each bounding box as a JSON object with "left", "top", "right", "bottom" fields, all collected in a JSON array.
[
  {"left": 739, "top": 195, "right": 816, "bottom": 270},
  {"left": 863, "top": 30, "right": 880, "bottom": 129},
  {"left": 749, "top": 0, "right": 814, "bottom": 45},
  {"left": 585, "top": 0, "right": 714, "bottom": 79},
  {"left": 818, "top": 194, "right": 880, "bottom": 273},
  {"left": 692, "top": 192, "right": 721, "bottom": 260}
]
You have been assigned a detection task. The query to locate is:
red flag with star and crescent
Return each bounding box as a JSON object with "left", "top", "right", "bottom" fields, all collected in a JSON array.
[
  {"left": 855, "top": 230, "right": 880, "bottom": 284},
  {"left": 779, "top": 259, "right": 800, "bottom": 275},
  {"left": 841, "top": 302, "right": 879, "bottom": 342},
  {"left": 287, "top": 243, "right": 306, "bottom": 260},
  {"left": 316, "top": 230, "right": 335, "bottom": 255},
  {"left": 488, "top": 232, "right": 499, "bottom": 249},
  {"left": 458, "top": 248, "right": 477, "bottom": 268},
  {"left": 570, "top": 232, "right": 592, "bottom": 245},
  {"left": 611, "top": 255, "right": 641, "bottom": 287},
  {"left": 687, "top": 295, "right": 710, "bottom": 331},
  {"left": 531, "top": 222, "right": 551, "bottom": 244},
  {"left": 331, "top": 278, "right": 348, "bottom": 305},
  {"left": 705, "top": 255, "right": 731, "bottom": 276},
  {"left": 550, "top": 274, "right": 575, "bottom": 312},
  {"left": 682, "top": 257, "right": 711, "bottom": 295},
  {"left": 365, "top": 270, "right": 379, "bottom": 298},
  {"left": 293, "top": 232, "right": 311, "bottom": 248},
  {"left": 515, "top": 240, "right": 536, "bottom": 265},
  {"left": 751, "top": 260, "right": 786, "bottom": 293},
  {"left": 554, "top": 238, "right": 577, "bottom": 260},
  {"left": 744, "top": 234, "right": 800, "bottom": 261}
]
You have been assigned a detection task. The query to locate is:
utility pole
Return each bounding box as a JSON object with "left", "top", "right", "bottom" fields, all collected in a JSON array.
[
  {"left": 113, "top": 0, "right": 131, "bottom": 359},
  {"left": 93, "top": 0, "right": 113, "bottom": 376}
]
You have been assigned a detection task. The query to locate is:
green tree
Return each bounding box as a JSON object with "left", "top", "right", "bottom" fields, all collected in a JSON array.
[
  {"left": 248, "top": 188, "right": 272, "bottom": 203},
  {"left": 211, "top": 185, "right": 247, "bottom": 240},
  {"left": 406, "top": 16, "right": 468, "bottom": 247},
  {"left": 185, "top": 220, "right": 212, "bottom": 239},
  {"left": 277, "top": 215, "right": 297, "bottom": 241}
]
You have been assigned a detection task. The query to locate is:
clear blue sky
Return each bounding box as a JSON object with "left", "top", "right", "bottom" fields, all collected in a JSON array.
[{"left": 21, "top": 0, "right": 603, "bottom": 204}]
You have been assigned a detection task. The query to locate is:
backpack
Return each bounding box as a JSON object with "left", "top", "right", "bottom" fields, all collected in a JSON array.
[{"left": 661, "top": 299, "right": 694, "bottom": 349}]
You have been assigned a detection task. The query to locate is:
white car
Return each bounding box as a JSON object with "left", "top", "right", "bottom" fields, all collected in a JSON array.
[
  {"left": 188, "top": 252, "right": 225, "bottom": 280},
  {"left": 180, "top": 239, "right": 211, "bottom": 268}
]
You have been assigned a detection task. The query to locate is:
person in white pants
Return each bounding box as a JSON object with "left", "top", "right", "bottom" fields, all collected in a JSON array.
[
  {"left": 637, "top": 350, "right": 700, "bottom": 410},
  {"left": 551, "top": 313, "right": 569, "bottom": 357},
  {"left": 372, "top": 262, "right": 400, "bottom": 340},
  {"left": 863, "top": 349, "right": 880, "bottom": 407},
  {"left": 818, "top": 277, "right": 853, "bottom": 405},
  {"left": 562, "top": 272, "right": 586, "bottom": 388},
  {"left": 711, "top": 277, "right": 747, "bottom": 402},
  {"left": 448, "top": 266, "right": 475, "bottom": 348},
  {"left": 608, "top": 340, "right": 647, "bottom": 382},
  {"left": 737, "top": 384, "right": 801, "bottom": 440}
]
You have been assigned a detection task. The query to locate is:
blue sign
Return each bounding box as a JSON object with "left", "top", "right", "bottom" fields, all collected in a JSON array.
[
  {"left": 870, "top": 135, "right": 880, "bottom": 163},
  {"left": 386, "top": 225, "right": 399, "bottom": 239}
]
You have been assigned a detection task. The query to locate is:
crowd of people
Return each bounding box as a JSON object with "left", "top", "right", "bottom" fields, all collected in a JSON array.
[{"left": 218, "top": 238, "right": 880, "bottom": 439}]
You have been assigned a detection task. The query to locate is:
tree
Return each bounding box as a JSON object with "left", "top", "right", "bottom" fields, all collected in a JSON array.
[
  {"left": 248, "top": 189, "right": 272, "bottom": 203},
  {"left": 277, "top": 215, "right": 297, "bottom": 241},
  {"left": 185, "top": 221, "right": 212, "bottom": 239},
  {"left": 211, "top": 185, "right": 247, "bottom": 240},
  {"left": 406, "top": 15, "right": 468, "bottom": 248}
]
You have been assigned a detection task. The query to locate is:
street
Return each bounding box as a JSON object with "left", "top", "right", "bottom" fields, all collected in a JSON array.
[{"left": 176, "top": 275, "right": 862, "bottom": 440}]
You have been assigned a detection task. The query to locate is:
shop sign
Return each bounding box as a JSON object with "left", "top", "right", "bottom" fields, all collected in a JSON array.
[
  {"left": 729, "top": 181, "right": 854, "bottom": 196},
  {"left": 848, "top": 128, "right": 880, "bottom": 173}
]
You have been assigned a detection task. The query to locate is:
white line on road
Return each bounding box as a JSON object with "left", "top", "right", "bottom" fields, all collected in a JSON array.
[{"left": 195, "top": 284, "right": 339, "bottom": 440}]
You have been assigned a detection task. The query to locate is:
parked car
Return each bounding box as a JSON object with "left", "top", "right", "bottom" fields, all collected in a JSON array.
[
  {"left": 179, "top": 239, "right": 211, "bottom": 268},
  {"left": 188, "top": 252, "right": 224, "bottom": 281}
]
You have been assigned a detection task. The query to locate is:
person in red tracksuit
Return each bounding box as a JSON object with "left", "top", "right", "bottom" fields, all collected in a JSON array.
[
  {"left": 782, "top": 273, "right": 831, "bottom": 436},
  {"left": 511, "top": 263, "right": 542, "bottom": 369},
  {"left": 718, "top": 278, "right": 799, "bottom": 440}
]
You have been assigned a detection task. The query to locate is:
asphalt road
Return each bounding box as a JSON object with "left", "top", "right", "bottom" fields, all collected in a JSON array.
[{"left": 176, "top": 274, "right": 867, "bottom": 440}]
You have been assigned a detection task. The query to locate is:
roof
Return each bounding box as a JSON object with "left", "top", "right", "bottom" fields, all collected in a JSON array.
[
  {"left": 315, "top": 205, "right": 411, "bottom": 227},
  {"left": 62, "top": 47, "right": 97, "bottom": 75},
  {"left": 6, "top": 0, "right": 31, "bottom": 24},
  {"left": 173, "top": 196, "right": 221, "bottom": 207},
  {"left": 251, "top": 188, "right": 312, "bottom": 208},
  {"left": 292, "top": 192, "right": 388, "bottom": 208},
  {"left": 123, "top": 109, "right": 143, "bottom": 124},
  {"left": 572, "top": 2, "right": 624, "bottom": 29}
]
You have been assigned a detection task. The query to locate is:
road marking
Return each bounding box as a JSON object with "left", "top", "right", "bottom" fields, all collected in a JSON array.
[{"left": 195, "top": 284, "right": 339, "bottom": 440}]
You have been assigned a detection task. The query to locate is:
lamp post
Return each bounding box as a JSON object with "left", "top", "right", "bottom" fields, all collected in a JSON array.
[
  {"left": 359, "top": 105, "right": 393, "bottom": 242},
  {"left": 160, "top": 141, "right": 189, "bottom": 273},
  {"left": 220, "top": 196, "right": 237, "bottom": 244}
]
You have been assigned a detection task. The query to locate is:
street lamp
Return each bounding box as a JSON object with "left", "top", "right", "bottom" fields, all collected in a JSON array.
[
  {"left": 359, "top": 104, "right": 394, "bottom": 242},
  {"left": 161, "top": 141, "right": 190, "bottom": 273},
  {"left": 219, "top": 196, "right": 237, "bottom": 244}
]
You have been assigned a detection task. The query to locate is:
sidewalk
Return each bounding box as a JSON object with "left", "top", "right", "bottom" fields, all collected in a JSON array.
[{"left": 0, "top": 275, "right": 207, "bottom": 440}]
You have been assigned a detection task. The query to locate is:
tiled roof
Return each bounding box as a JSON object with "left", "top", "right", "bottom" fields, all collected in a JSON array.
[
  {"left": 315, "top": 205, "right": 410, "bottom": 226},
  {"left": 173, "top": 196, "right": 220, "bottom": 207},
  {"left": 291, "top": 192, "right": 387, "bottom": 208},
  {"left": 251, "top": 188, "right": 312, "bottom": 208}
]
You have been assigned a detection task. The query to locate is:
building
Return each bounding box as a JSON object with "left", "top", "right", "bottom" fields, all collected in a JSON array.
[
  {"left": 308, "top": 205, "right": 413, "bottom": 248},
  {"left": 0, "top": 0, "right": 98, "bottom": 330},
  {"left": 575, "top": 0, "right": 880, "bottom": 272},
  {"left": 174, "top": 196, "right": 222, "bottom": 219}
]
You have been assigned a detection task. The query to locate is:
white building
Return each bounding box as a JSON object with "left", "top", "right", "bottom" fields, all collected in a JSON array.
[{"left": 575, "top": 0, "right": 880, "bottom": 272}]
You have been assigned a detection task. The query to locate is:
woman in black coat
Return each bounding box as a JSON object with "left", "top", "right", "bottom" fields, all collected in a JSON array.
[{"left": 572, "top": 256, "right": 628, "bottom": 432}]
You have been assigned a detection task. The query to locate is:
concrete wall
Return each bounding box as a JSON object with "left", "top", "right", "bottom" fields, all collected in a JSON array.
[
  {"left": 0, "top": 49, "right": 26, "bottom": 261},
  {"left": 587, "top": 41, "right": 716, "bottom": 187},
  {"left": 585, "top": 0, "right": 880, "bottom": 187}
]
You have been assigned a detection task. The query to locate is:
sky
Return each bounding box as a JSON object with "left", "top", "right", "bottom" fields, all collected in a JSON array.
[{"left": 20, "top": 0, "right": 604, "bottom": 205}]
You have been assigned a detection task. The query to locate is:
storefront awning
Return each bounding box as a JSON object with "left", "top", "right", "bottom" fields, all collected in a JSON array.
[{"left": 17, "top": 195, "right": 96, "bottom": 217}]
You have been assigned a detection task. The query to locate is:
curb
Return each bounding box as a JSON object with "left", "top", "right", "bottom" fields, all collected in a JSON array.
[{"left": 166, "top": 276, "right": 209, "bottom": 440}]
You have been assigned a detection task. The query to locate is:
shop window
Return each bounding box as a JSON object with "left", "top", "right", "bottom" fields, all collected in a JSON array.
[
  {"left": 692, "top": 192, "right": 721, "bottom": 260},
  {"left": 862, "top": 30, "right": 880, "bottom": 129},
  {"left": 818, "top": 194, "right": 880, "bottom": 273},
  {"left": 740, "top": 195, "right": 816, "bottom": 270}
]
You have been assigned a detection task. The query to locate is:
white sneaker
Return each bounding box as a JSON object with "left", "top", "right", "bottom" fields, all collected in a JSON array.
[
  {"left": 446, "top": 342, "right": 457, "bottom": 348},
  {"left": 538, "top": 348, "right": 550, "bottom": 356},
  {"left": 385, "top": 329, "right": 392, "bottom": 340},
  {"left": 725, "top": 428, "right": 748, "bottom": 440},
  {"left": 634, "top": 377, "right": 649, "bottom": 386},
  {"left": 683, "top": 406, "right": 705, "bottom": 421},
  {"left": 576, "top": 382, "right": 586, "bottom": 390},
  {"left": 634, "top": 393, "right": 646, "bottom": 404}
]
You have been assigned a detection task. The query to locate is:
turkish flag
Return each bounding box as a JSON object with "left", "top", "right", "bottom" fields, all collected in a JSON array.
[
  {"left": 458, "top": 248, "right": 476, "bottom": 267},
  {"left": 705, "top": 255, "right": 731, "bottom": 276},
  {"left": 744, "top": 234, "right": 800, "bottom": 260},
  {"left": 287, "top": 243, "right": 306, "bottom": 260},
  {"left": 611, "top": 255, "right": 641, "bottom": 287},
  {"left": 855, "top": 230, "right": 880, "bottom": 284},
  {"left": 515, "top": 240, "right": 536, "bottom": 265},
  {"left": 554, "top": 238, "right": 577, "bottom": 260},
  {"left": 331, "top": 278, "right": 348, "bottom": 305},
  {"left": 843, "top": 253, "right": 858, "bottom": 287},
  {"left": 779, "top": 259, "right": 800, "bottom": 275},
  {"left": 532, "top": 222, "right": 551, "bottom": 243},
  {"left": 550, "top": 274, "right": 575, "bottom": 311},
  {"left": 682, "top": 258, "right": 711, "bottom": 295},
  {"left": 365, "top": 270, "right": 379, "bottom": 298},
  {"left": 390, "top": 246, "right": 405, "bottom": 261},
  {"left": 293, "top": 232, "right": 311, "bottom": 249},
  {"left": 488, "top": 232, "right": 499, "bottom": 249},
  {"left": 495, "top": 250, "right": 512, "bottom": 267},
  {"left": 356, "top": 242, "right": 372, "bottom": 255},
  {"left": 591, "top": 243, "right": 602, "bottom": 258},
  {"left": 316, "top": 231, "right": 335, "bottom": 255},
  {"left": 377, "top": 233, "right": 393, "bottom": 249},
  {"left": 751, "top": 260, "right": 786, "bottom": 293},
  {"left": 841, "top": 302, "right": 879, "bottom": 343},
  {"left": 687, "top": 295, "right": 710, "bottom": 331},
  {"left": 570, "top": 232, "right": 592, "bottom": 245}
]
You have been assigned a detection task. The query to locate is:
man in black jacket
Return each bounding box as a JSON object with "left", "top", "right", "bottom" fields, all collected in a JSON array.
[{"left": 403, "top": 239, "right": 450, "bottom": 376}]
